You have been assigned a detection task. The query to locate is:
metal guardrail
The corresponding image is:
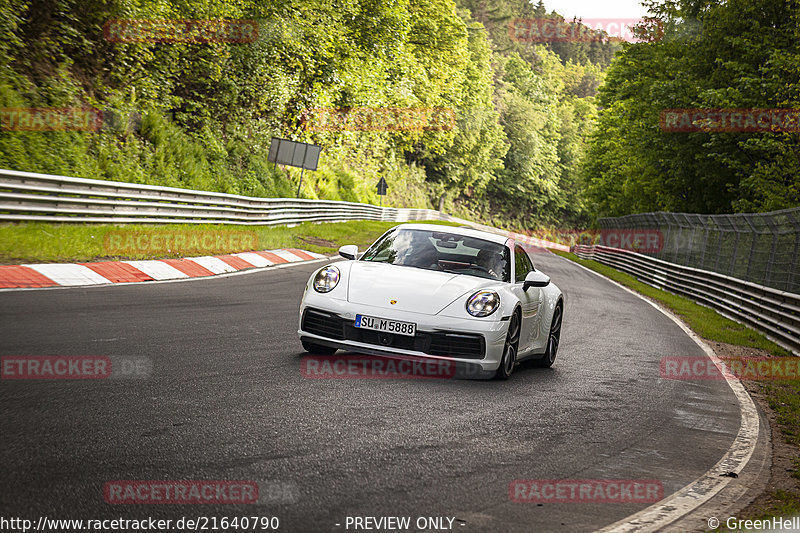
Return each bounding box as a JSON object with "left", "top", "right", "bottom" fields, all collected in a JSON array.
[
  {"left": 0, "top": 169, "right": 451, "bottom": 225},
  {"left": 0, "top": 169, "right": 570, "bottom": 252},
  {"left": 598, "top": 208, "right": 800, "bottom": 294},
  {"left": 573, "top": 244, "right": 800, "bottom": 356}
]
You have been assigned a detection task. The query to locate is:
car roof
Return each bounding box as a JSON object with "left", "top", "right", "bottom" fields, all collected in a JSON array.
[{"left": 391, "top": 223, "right": 510, "bottom": 246}]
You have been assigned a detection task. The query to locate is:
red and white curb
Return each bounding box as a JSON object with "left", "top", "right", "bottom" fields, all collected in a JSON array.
[{"left": 0, "top": 249, "right": 327, "bottom": 289}]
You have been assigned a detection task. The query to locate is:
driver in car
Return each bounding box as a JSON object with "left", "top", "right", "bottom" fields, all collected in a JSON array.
[
  {"left": 402, "top": 233, "right": 440, "bottom": 270},
  {"left": 476, "top": 249, "right": 504, "bottom": 280}
]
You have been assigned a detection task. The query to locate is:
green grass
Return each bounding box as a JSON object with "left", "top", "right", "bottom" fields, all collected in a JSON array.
[
  {"left": 765, "top": 380, "right": 800, "bottom": 462},
  {"left": 712, "top": 489, "right": 800, "bottom": 532},
  {"left": 551, "top": 250, "right": 789, "bottom": 355},
  {"left": 0, "top": 220, "right": 460, "bottom": 264},
  {"left": 552, "top": 250, "right": 800, "bottom": 523}
]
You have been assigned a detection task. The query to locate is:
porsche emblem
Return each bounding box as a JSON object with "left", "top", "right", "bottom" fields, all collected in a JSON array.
[{"left": 390, "top": 300, "right": 397, "bottom": 305}]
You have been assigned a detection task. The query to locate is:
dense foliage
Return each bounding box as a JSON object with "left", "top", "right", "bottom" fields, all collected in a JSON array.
[
  {"left": 583, "top": 0, "right": 800, "bottom": 216},
  {"left": 4, "top": 0, "right": 790, "bottom": 226},
  {"left": 0, "top": 0, "right": 617, "bottom": 228}
]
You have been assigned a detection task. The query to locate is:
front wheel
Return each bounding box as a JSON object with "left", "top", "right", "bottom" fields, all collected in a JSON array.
[
  {"left": 535, "top": 303, "right": 562, "bottom": 368},
  {"left": 495, "top": 311, "right": 520, "bottom": 380},
  {"left": 301, "top": 339, "right": 338, "bottom": 355}
]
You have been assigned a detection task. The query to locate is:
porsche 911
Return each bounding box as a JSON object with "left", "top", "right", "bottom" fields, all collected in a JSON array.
[{"left": 298, "top": 223, "right": 563, "bottom": 379}]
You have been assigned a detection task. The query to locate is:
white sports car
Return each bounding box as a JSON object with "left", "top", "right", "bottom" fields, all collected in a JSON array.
[{"left": 297, "top": 223, "right": 563, "bottom": 379}]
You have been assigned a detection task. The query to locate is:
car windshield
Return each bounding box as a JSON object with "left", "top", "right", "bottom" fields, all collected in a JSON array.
[{"left": 361, "top": 228, "right": 510, "bottom": 282}]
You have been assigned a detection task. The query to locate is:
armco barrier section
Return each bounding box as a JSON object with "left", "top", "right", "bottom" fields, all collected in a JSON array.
[
  {"left": 598, "top": 208, "right": 800, "bottom": 294},
  {"left": 0, "top": 169, "right": 569, "bottom": 251},
  {"left": 573, "top": 244, "right": 800, "bottom": 356},
  {"left": 0, "top": 169, "right": 411, "bottom": 225}
]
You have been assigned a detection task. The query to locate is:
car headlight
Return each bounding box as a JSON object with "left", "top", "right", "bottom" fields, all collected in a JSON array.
[
  {"left": 466, "top": 290, "right": 500, "bottom": 317},
  {"left": 313, "top": 265, "right": 340, "bottom": 293}
]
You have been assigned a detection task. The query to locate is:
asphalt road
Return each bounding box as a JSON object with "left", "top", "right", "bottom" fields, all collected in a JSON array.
[{"left": 0, "top": 252, "right": 742, "bottom": 532}]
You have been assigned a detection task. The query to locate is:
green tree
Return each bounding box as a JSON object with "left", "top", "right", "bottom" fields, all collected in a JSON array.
[{"left": 583, "top": 0, "right": 800, "bottom": 217}]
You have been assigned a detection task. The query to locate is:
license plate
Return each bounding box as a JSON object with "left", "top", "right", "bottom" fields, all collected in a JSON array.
[{"left": 355, "top": 314, "right": 416, "bottom": 337}]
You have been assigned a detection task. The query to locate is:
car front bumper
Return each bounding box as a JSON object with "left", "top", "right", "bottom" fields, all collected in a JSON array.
[{"left": 298, "top": 295, "right": 508, "bottom": 378}]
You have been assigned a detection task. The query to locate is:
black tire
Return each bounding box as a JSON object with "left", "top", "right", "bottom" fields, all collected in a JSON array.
[
  {"left": 535, "top": 302, "right": 562, "bottom": 368},
  {"left": 301, "top": 339, "right": 338, "bottom": 355},
  {"left": 495, "top": 310, "right": 521, "bottom": 380}
]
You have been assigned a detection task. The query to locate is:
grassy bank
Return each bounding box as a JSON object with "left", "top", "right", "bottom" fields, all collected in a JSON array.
[
  {"left": 552, "top": 250, "right": 800, "bottom": 524},
  {"left": 0, "top": 220, "right": 458, "bottom": 264}
]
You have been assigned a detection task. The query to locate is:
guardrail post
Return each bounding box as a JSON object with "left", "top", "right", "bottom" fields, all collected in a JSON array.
[
  {"left": 670, "top": 213, "right": 681, "bottom": 264},
  {"left": 787, "top": 210, "right": 800, "bottom": 293},
  {"left": 727, "top": 215, "right": 742, "bottom": 277},
  {"left": 659, "top": 213, "right": 671, "bottom": 261},
  {"left": 763, "top": 215, "right": 779, "bottom": 287},
  {"left": 713, "top": 216, "right": 731, "bottom": 273},
  {"left": 697, "top": 215, "right": 709, "bottom": 269},
  {"left": 741, "top": 215, "right": 759, "bottom": 282}
]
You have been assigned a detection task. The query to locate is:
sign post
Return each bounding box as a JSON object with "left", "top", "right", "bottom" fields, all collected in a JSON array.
[{"left": 267, "top": 137, "right": 322, "bottom": 198}]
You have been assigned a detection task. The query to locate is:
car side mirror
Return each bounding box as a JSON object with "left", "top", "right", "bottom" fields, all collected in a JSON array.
[
  {"left": 523, "top": 270, "right": 550, "bottom": 291},
  {"left": 338, "top": 245, "right": 358, "bottom": 260}
]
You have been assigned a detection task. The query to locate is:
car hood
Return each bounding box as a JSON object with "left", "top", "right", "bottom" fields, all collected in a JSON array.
[{"left": 346, "top": 261, "right": 498, "bottom": 315}]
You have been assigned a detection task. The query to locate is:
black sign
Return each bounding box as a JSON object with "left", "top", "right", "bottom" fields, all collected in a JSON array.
[
  {"left": 267, "top": 137, "right": 321, "bottom": 171},
  {"left": 376, "top": 177, "right": 388, "bottom": 196}
]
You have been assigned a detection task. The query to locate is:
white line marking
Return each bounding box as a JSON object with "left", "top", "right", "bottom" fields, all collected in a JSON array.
[
  {"left": 233, "top": 252, "right": 274, "bottom": 267},
  {"left": 24, "top": 264, "right": 111, "bottom": 286},
  {"left": 271, "top": 249, "right": 304, "bottom": 262},
  {"left": 187, "top": 255, "right": 238, "bottom": 274},
  {"left": 122, "top": 260, "right": 188, "bottom": 280},
  {"left": 559, "top": 256, "right": 760, "bottom": 533}
]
